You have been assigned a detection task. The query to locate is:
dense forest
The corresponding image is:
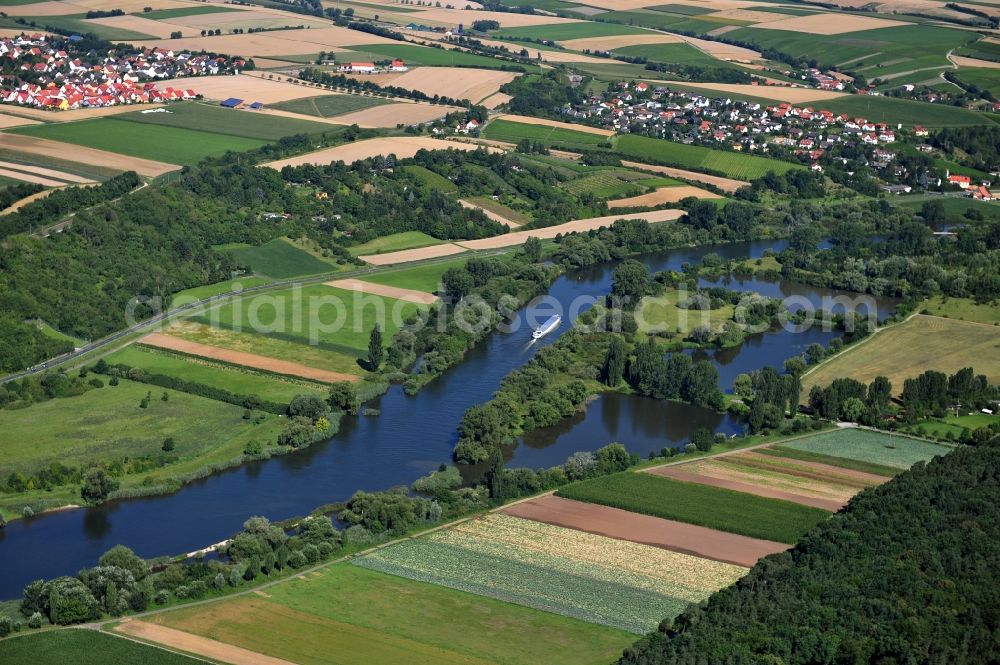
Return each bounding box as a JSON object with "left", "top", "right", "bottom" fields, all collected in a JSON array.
[
  {"left": 618, "top": 440, "right": 1000, "bottom": 665},
  {"left": 930, "top": 125, "right": 1000, "bottom": 172}
]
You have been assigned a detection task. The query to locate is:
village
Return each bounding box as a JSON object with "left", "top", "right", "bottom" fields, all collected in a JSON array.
[
  {"left": 0, "top": 33, "right": 245, "bottom": 110},
  {"left": 563, "top": 82, "right": 993, "bottom": 200}
]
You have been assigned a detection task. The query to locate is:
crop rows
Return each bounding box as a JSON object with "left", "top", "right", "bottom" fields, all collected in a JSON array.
[
  {"left": 445, "top": 515, "right": 746, "bottom": 599},
  {"left": 353, "top": 538, "right": 687, "bottom": 633},
  {"left": 556, "top": 471, "right": 830, "bottom": 543},
  {"left": 353, "top": 515, "right": 746, "bottom": 633}
]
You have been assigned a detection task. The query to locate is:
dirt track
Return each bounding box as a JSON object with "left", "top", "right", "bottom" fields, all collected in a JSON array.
[
  {"left": 115, "top": 620, "right": 298, "bottom": 665},
  {"left": 357, "top": 242, "right": 468, "bottom": 266},
  {"left": 621, "top": 160, "right": 748, "bottom": 192},
  {"left": 324, "top": 278, "right": 439, "bottom": 304},
  {"left": 0, "top": 134, "right": 178, "bottom": 177},
  {"left": 608, "top": 185, "right": 720, "bottom": 208},
  {"left": 455, "top": 209, "right": 682, "bottom": 250},
  {"left": 501, "top": 495, "right": 787, "bottom": 568},
  {"left": 139, "top": 333, "right": 359, "bottom": 383}
]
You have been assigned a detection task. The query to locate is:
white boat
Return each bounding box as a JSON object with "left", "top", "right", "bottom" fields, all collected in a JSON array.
[{"left": 532, "top": 315, "right": 561, "bottom": 339}]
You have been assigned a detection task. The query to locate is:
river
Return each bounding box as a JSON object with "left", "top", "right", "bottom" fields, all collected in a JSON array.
[{"left": 0, "top": 239, "right": 899, "bottom": 597}]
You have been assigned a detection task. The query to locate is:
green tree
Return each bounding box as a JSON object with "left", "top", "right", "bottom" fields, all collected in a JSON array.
[
  {"left": 692, "top": 427, "right": 714, "bottom": 452},
  {"left": 368, "top": 324, "right": 384, "bottom": 371},
  {"left": 486, "top": 446, "right": 505, "bottom": 500},
  {"left": 523, "top": 236, "right": 542, "bottom": 262},
  {"left": 602, "top": 336, "right": 626, "bottom": 386},
  {"left": 328, "top": 382, "right": 359, "bottom": 415},
  {"left": 98, "top": 545, "right": 147, "bottom": 581},
  {"left": 161, "top": 437, "right": 175, "bottom": 452},
  {"left": 611, "top": 259, "right": 650, "bottom": 307},
  {"left": 80, "top": 467, "right": 118, "bottom": 504}
]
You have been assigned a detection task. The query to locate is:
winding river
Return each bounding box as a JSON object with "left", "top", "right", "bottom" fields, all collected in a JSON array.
[{"left": 0, "top": 239, "right": 899, "bottom": 597}]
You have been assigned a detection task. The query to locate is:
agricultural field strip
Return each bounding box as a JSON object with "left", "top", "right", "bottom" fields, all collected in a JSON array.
[
  {"left": 458, "top": 199, "right": 521, "bottom": 227},
  {"left": 0, "top": 160, "right": 93, "bottom": 183},
  {"left": 115, "top": 620, "right": 297, "bottom": 665},
  {"left": 780, "top": 428, "right": 954, "bottom": 469},
  {"left": 324, "top": 278, "right": 440, "bottom": 304},
  {"left": 139, "top": 333, "right": 360, "bottom": 383},
  {"left": 439, "top": 514, "right": 746, "bottom": 601},
  {"left": 677, "top": 453, "right": 880, "bottom": 499},
  {"left": 352, "top": 513, "right": 743, "bottom": 634},
  {"left": 650, "top": 466, "right": 849, "bottom": 511},
  {"left": 556, "top": 471, "right": 830, "bottom": 544}
]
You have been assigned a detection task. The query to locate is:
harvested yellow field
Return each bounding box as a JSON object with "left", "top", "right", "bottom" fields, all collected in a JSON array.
[
  {"left": 952, "top": 55, "right": 1000, "bottom": 69},
  {"left": 479, "top": 92, "right": 512, "bottom": 109},
  {"left": 132, "top": 32, "right": 316, "bottom": 56},
  {"left": 0, "top": 134, "right": 178, "bottom": 177},
  {"left": 324, "top": 278, "right": 439, "bottom": 305},
  {"left": 84, "top": 14, "right": 179, "bottom": 38},
  {"left": 802, "top": 315, "right": 1000, "bottom": 396},
  {"left": 264, "top": 137, "right": 499, "bottom": 169},
  {"left": 608, "top": 185, "right": 720, "bottom": 208},
  {"left": 0, "top": 113, "right": 39, "bottom": 130},
  {"left": 0, "top": 167, "right": 67, "bottom": 187},
  {"left": 157, "top": 74, "right": 332, "bottom": 104},
  {"left": 358, "top": 243, "right": 468, "bottom": 266},
  {"left": 496, "top": 114, "right": 614, "bottom": 136},
  {"left": 679, "top": 35, "right": 762, "bottom": 61},
  {"left": 620, "top": 160, "right": 748, "bottom": 192},
  {"left": 330, "top": 102, "right": 453, "bottom": 127},
  {"left": 378, "top": 68, "right": 519, "bottom": 104},
  {"left": 652, "top": 80, "right": 846, "bottom": 103},
  {"left": 71, "top": 0, "right": 194, "bottom": 10},
  {"left": 560, "top": 33, "right": 681, "bottom": 52},
  {"left": 136, "top": 26, "right": 399, "bottom": 56},
  {"left": 456, "top": 209, "right": 682, "bottom": 250},
  {"left": 752, "top": 12, "right": 906, "bottom": 35}
]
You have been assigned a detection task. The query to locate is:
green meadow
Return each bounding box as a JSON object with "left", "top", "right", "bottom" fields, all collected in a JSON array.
[
  {"left": 105, "top": 345, "right": 328, "bottom": 403},
  {"left": 360, "top": 257, "right": 469, "bottom": 293},
  {"left": 116, "top": 103, "right": 333, "bottom": 141},
  {"left": 148, "top": 564, "right": 633, "bottom": 665},
  {"left": 557, "top": 471, "right": 829, "bottom": 543},
  {"left": 347, "top": 231, "right": 444, "bottom": 256},
  {"left": 270, "top": 94, "right": 393, "bottom": 118},
  {"left": 216, "top": 238, "right": 338, "bottom": 279},
  {"left": 616, "top": 134, "right": 799, "bottom": 179},
  {"left": 10, "top": 120, "right": 267, "bottom": 165},
  {"left": 483, "top": 119, "right": 609, "bottom": 149},
  {"left": 0, "top": 631, "right": 201, "bottom": 665},
  {"left": 200, "top": 284, "right": 422, "bottom": 354}
]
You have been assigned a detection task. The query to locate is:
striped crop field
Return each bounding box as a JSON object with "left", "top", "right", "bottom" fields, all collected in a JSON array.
[{"left": 352, "top": 514, "right": 747, "bottom": 633}]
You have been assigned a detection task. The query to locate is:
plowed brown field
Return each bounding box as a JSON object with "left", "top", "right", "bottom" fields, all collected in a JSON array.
[{"left": 502, "top": 495, "right": 787, "bottom": 567}]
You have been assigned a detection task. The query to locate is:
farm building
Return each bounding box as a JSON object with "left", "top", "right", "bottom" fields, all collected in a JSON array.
[
  {"left": 220, "top": 97, "right": 244, "bottom": 109},
  {"left": 339, "top": 62, "right": 376, "bottom": 74}
]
